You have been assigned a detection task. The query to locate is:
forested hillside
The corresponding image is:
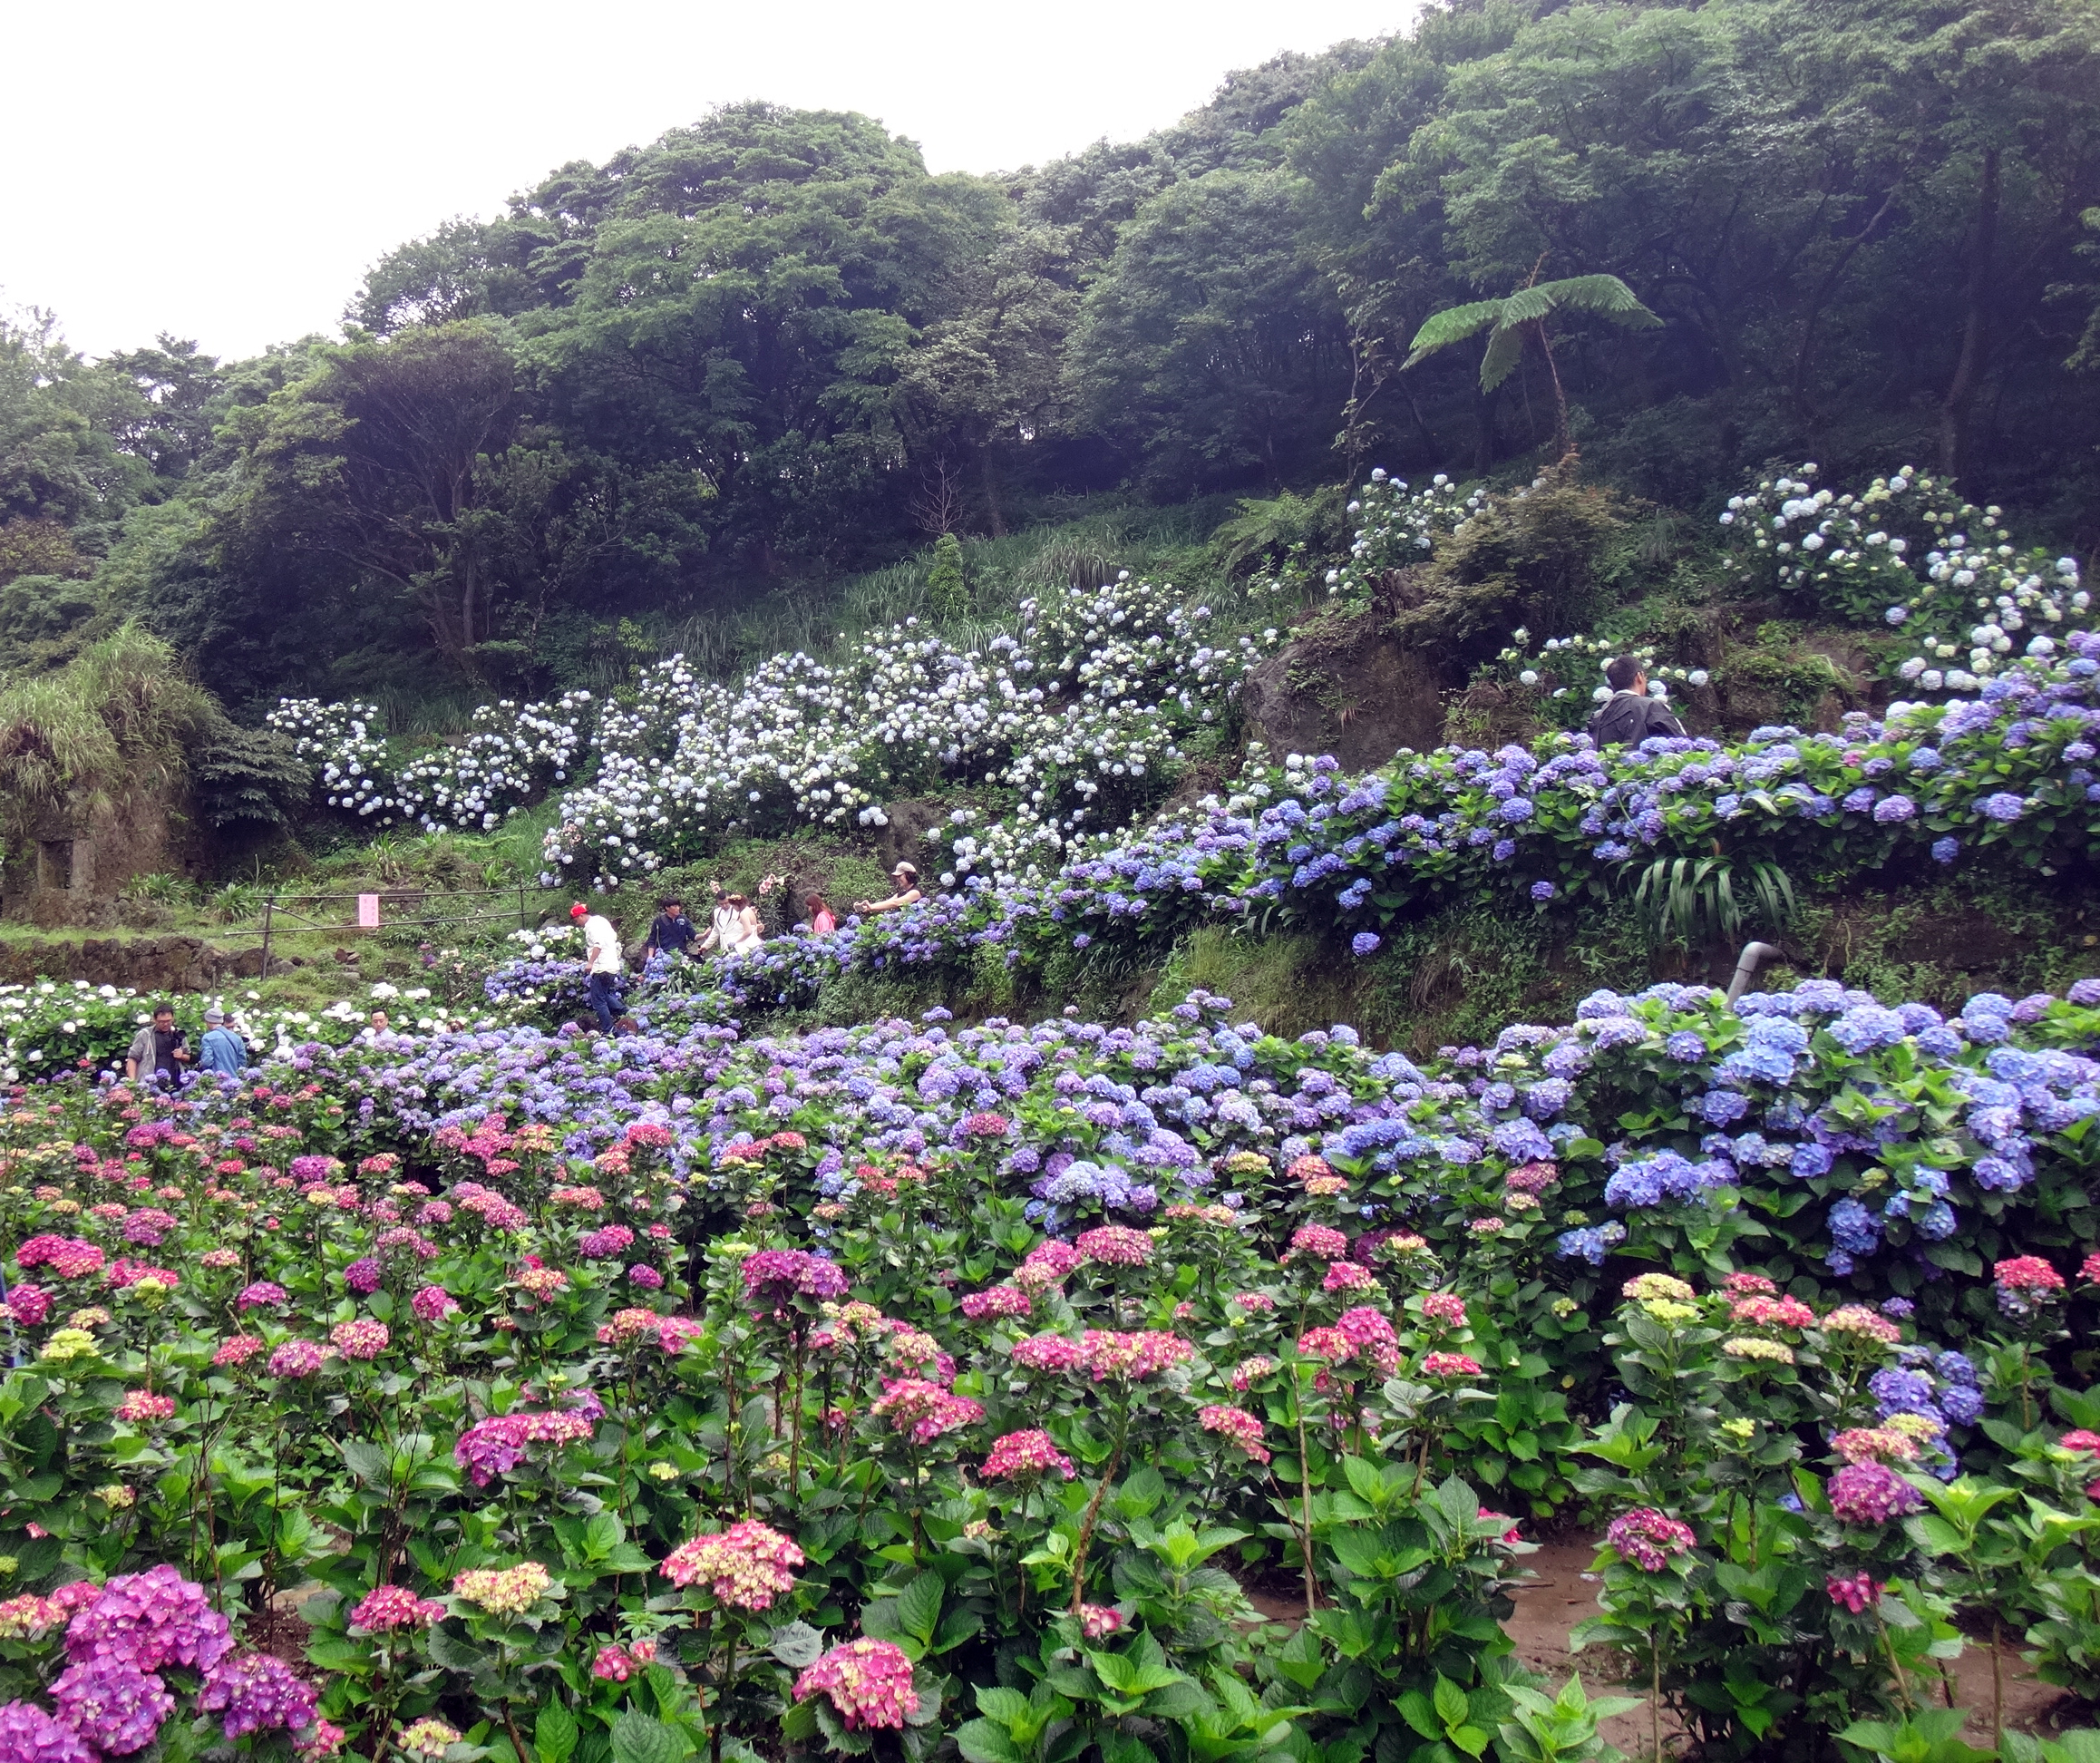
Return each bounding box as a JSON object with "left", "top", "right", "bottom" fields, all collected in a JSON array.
[{"left": 4, "top": 0, "right": 2097, "bottom": 717}]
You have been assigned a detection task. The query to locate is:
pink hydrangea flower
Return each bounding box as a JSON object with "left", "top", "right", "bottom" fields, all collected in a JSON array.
[
  {"left": 960, "top": 1286, "right": 1031, "bottom": 1321},
  {"left": 1075, "top": 1330, "right": 1193, "bottom": 1383},
  {"left": 1074, "top": 1226, "right": 1152, "bottom": 1267},
  {"left": 871, "top": 1378, "right": 984, "bottom": 1443},
  {"left": 411, "top": 1286, "right": 459, "bottom": 1324},
  {"left": 1605, "top": 1508, "right": 1697, "bottom": 1572},
  {"left": 1422, "top": 1352, "right": 1483, "bottom": 1378},
  {"left": 330, "top": 1320, "right": 390, "bottom": 1360},
  {"left": 792, "top": 1638, "right": 919, "bottom": 1730},
  {"left": 1199, "top": 1406, "right": 1270, "bottom": 1465},
  {"left": 267, "top": 1340, "right": 326, "bottom": 1378},
  {"left": 1285, "top": 1225, "right": 1350, "bottom": 1263},
  {"left": 1828, "top": 1463, "right": 1926, "bottom": 1525},
  {"left": 981, "top": 1430, "right": 1074, "bottom": 1483},
  {"left": 1080, "top": 1605, "right": 1123, "bottom": 1639},
  {"left": 1826, "top": 1572, "right": 1885, "bottom": 1613},
  {"left": 1422, "top": 1292, "right": 1468, "bottom": 1327},
  {"left": 1011, "top": 1333, "right": 1084, "bottom": 1375},
  {"left": 660, "top": 1522, "right": 805, "bottom": 1610},
  {"left": 114, "top": 1391, "right": 175, "bottom": 1425},
  {"left": 350, "top": 1586, "right": 446, "bottom": 1632}
]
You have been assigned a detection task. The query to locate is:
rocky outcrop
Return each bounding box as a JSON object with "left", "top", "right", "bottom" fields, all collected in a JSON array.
[
  {"left": 1240, "top": 609, "right": 1457, "bottom": 769},
  {"left": 0, "top": 936, "right": 295, "bottom": 994}
]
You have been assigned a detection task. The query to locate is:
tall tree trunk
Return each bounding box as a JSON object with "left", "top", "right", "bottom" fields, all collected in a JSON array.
[
  {"left": 1473, "top": 381, "right": 1500, "bottom": 473},
  {"left": 1940, "top": 148, "right": 2001, "bottom": 484},
  {"left": 977, "top": 445, "right": 1007, "bottom": 538}
]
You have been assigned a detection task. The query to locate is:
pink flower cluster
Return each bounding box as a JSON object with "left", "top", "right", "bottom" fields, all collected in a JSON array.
[
  {"left": 1421, "top": 1352, "right": 1483, "bottom": 1378},
  {"left": 962, "top": 1112, "right": 1010, "bottom": 1138},
  {"left": 268, "top": 1340, "right": 326, "bottom": 1378},
  {"left": 1015, "top": 1241, "right": 1081, "bottom": 1292},
  {"left": 960, "top": 1285, "right": 1032, "bottom": 1321},
  {"left": 235, "top": 1281, "right": 287, "bottom": 1312},
  {"left": 1504, "top": 1161, "right": 1558, "bottom": 1195},
  {"left": 1828, "top": 1462, "right": 1926, "bottom": 1525},
  {"left": 3, "top": 1282, "right": 50, "bottom": 1325},
  {"left": 1079, "top": 1605, "right": 1123, "bottom": 1640},
  {"left": 1825, "top": 1572, "right": 1886, "bottom": 1613},
  {"left": 742, "top": 1250, "right": 850, "bottom": 1304},
  {"left": 330, "top": 1320, "right": 390, "bottom": 1360},
  {"left": 1422, "top": 1292, "right": 1468, "bottom": 1328},
  {"left": 1074, "top": 1226, "right": 1152, "bottom": 1267},
  {"left": 871, "top": 1378, "right": 984, "bottom": 1443},
  {"left": 1199, "top": 1405, "right": 1270, "bottom": 1465},
  {"left": 454, "top": 1407, "right": 598, "bottom": 1486},
  {"left": 591, "top": 1641, "right": 659, "bottom": 1681},
  {"left": 578, "top": 1224, "right": 637, "bottom": 1261},
  {"left": 1285, "top": 1225, "right": 1349, "bottom": 1263},
  {"left": 793, "top": 1639, "right": 920, "bottom": 1729},
  {"left": 1323, "top": 1261, "right": 1376, "bottom": 1293},
  {"left": 16, "top": 1236, "right": 105, "bottom": 1280},
  {"left": 1821, "top": 1305, "right": 1901, "bottom": 1344},
  {"left": 1011, "top": 1332, "right": 1084, "bottom": 1374},
  {"left": 114, "top": 1391, "right": 174, "bottom": 1425},
  {"left": 660, "top": 1522, "right": 805, "bottom": 1610},
  {"left": 1075, "top": 1330, "right": 1194, "bottom": 1383},
  {"left": 1606, "top": 1508, "right": 1697, "bottom": 1571},
  {"left": 1730, "top": 1293, "right": 1817, "bottom": 1329},
  {"left": 1230, "top": 1355, "right": 1278, "bottom": 1392},
  {"left": 412, "top": 1285, "right": 460, "bottom": 1323},
  {"left": 350, "top": 1586, "right": 447, "bottom": 1632},
  {"left": 1995, "top": 1255, "right": 2066, "bottom": 1293},
  {"left": 104, "top": 1261, "right": 180, "bottom": 1291},
  {"left": 981, "top": 1429, "right": 1074, "bottom": 1482}
]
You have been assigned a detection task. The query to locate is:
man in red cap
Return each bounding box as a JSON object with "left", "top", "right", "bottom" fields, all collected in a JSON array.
[{"left": 571, "top": 901, "right": 626, "bottom": 1033}]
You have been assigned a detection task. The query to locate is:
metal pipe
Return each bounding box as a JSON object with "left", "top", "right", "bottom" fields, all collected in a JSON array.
[{"left": 1726, "top": 940, "right": 1782, "bottom": 1008}]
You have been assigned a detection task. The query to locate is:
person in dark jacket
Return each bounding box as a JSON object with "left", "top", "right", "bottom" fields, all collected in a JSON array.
[
  {"left": 1587, "top": 657, "right": 1686, "bottom": 745},
  {"left": 642, "top": 899, "right": 696, "bottom": 961}
]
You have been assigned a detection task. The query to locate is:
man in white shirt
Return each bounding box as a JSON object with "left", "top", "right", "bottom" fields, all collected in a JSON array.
[{"left": 570, "top": 901, "right": 627, "bottom": 1034}]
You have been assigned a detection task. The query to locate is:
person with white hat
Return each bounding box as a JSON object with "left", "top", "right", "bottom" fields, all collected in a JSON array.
[{"left": 854, "top": 862, "right": 924, "bottom": 916}]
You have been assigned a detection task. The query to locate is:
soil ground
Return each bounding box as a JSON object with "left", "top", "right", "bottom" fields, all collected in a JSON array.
[{"left": 1246, "top": 1534, "right": 2087, "bottom": 1755}]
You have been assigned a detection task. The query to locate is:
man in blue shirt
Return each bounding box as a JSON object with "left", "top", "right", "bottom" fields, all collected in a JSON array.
[{"left": 196, "top": 1008, "right": 249, "bottom": 1076}]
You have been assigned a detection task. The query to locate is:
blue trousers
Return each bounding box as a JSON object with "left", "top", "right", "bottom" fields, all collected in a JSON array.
[{"left": 586, "top": 971, "right": 626, "bottom": 1033}]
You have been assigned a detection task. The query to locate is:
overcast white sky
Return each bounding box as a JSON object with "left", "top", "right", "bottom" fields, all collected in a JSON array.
[{"left": 4, "top": 0, "right": 1406, "bottom": 365}]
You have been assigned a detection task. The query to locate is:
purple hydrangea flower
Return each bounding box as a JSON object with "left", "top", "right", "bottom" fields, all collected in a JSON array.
[
  {"left": 199, "top": 1651, "right": 320, "bottom": 1739},
  {"left": 65, "top": 1564, "right": 231, "bottom": 1674},
  {"left": 1978, "top": 793, "right": 2026, "bottom": 823},
  {"left": 51, "top": 1659, "right": 174, "bottom": 1755},
  {"left": 1351, "top": 933, "right": 1381, "bottom": 957},
  {"left": 0, "top": 1700, "right": 98, "bottom": 1763}
]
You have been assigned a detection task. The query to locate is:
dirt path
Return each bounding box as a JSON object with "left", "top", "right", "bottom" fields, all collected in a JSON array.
[{"left": 1254, "top": 1534, "right": 2085, "bottom": 1753}]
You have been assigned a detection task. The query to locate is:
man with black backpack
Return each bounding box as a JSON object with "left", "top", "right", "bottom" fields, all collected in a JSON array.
[{"left": 1587, "top": 657, "right": 1687, "bottom": 745}]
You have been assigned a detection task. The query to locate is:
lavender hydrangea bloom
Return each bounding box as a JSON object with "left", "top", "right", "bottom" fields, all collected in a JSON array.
[
  {"left": 1978, "top": 793, "right": 2027, "bottom": 822},
  {"left": 0, "top": 1701, "right": 98, "bottom": 1763},
  {"left": 65, "top": 1564, "right": 232, "bottom": 1674},
  {"left": 51, "top": 1659, "right": 175, "bottom": 1755},
  {"left": 199, "top": 1652, "right": 320, "bottom": 1739},
  {"left": 1350, "top": 933, "right": 1381, "bottom": 957}
]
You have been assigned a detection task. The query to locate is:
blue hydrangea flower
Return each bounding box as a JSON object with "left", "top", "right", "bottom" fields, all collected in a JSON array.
[
  {"left": 1554, "top": 1221, "right": 1628, "bottom": 1265},
  {"left": 1351, "top": 932, "right": 1381, "bottom": 958},
  {"left": 1828, "top": 1196, "right": 1881, "bottom": 1254}
]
